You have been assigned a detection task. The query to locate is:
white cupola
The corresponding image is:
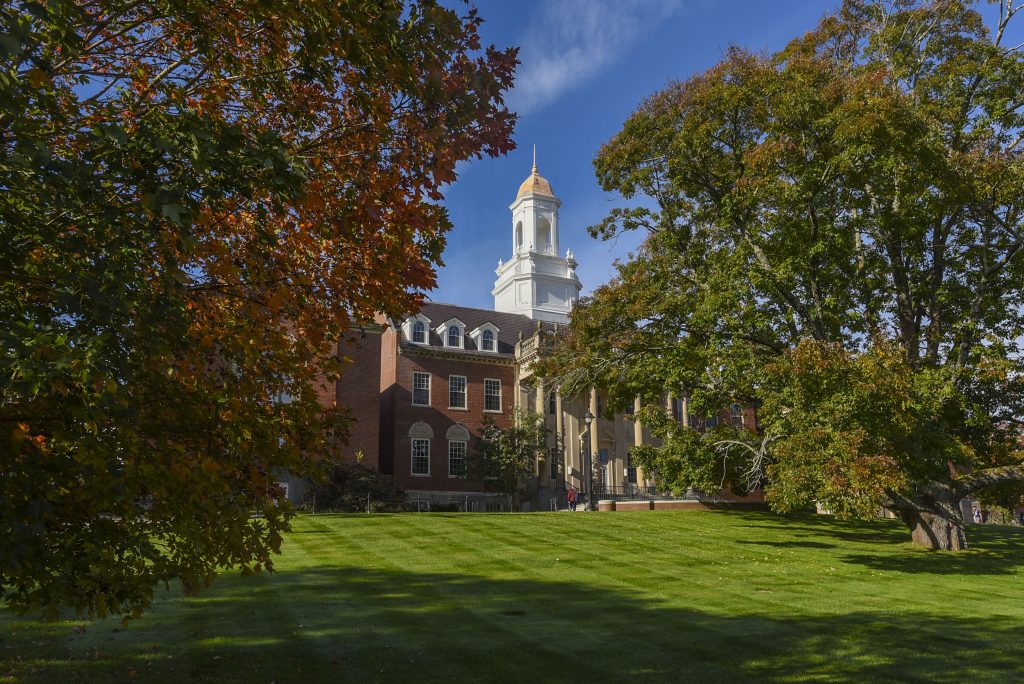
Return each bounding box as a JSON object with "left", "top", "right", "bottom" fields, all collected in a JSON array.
[{"left": 492, "top": 150, "right": 582, "bottom": 324}]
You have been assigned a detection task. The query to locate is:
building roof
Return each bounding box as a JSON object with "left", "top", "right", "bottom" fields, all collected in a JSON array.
[
  {"left": 515, "top": 161, "right": 556, "bottom": 201},
  {"left": 396, "top": 301, "right": 551, "bottom": 359}
]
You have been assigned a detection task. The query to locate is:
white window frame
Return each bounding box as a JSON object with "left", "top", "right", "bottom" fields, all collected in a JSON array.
[
  {"left": 731, "top": 403, "right": 744, "bottom": 428},
  {"left": 469, "top": 323, "right": 500, "bottom": 353},
  {"left": 449, "top": 375, "right": 467, "bottom": 410},
  {"left": 412, "top": 321, "right": 426, "bottom": 343},
  {"left": 412, "top": 372, "right": 431, "bottom": 406},
  {"left": 484, "top": 378, "right": 502, "bottom": 413},
  {"left": 481, "top": 329, "right": 495, "bottom": 351},
  {"left": 411, "top": 438, "right": 430, "bottom": 476},
  {"left": 448, "top": 440, "right": 467, "bottom": 478},
  {"left": 403, "top": 314, "right": 431, "bottom": 345},
  {"left": 436, "top": 318, "right": 467, "bottom": 349}
]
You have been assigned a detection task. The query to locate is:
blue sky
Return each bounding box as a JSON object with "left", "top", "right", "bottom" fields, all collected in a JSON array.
[{"left": 433, "top": 0, "right": 1021, "bottom": 310}]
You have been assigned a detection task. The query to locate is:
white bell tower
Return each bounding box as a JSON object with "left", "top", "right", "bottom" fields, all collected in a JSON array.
[{"left": 492, "top": 151, "right": 582, "bottom": 323}]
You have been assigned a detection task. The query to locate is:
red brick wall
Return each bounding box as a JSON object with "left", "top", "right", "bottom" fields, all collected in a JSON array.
[
  {"left": 311, "top": 346, "right": 339, "bottom": 411},
  {"left": 711, "top": 405, "right": 759, "bottom": 432},
  {"left": 391, "top": 351, "right": 516, "bottom": 492},
  {"left": 334, "top": 328, "right": 384, "bottom": 468},
  {"left": 378, "top": 327, "right": 398, "bottom": 474}
]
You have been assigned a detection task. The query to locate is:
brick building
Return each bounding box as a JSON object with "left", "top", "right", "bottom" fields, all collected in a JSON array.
[{"left": 293, "top": 160, "right": 760, "bottom": 511}]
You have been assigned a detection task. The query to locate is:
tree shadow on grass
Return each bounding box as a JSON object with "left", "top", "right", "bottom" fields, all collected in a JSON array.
[
  {"left": 843, "top": 524, "right": 1024, "bottom": 575},
  {"left": 737, "top": 539, "right": 838, "bottom": 550},
  {"left": 3, "top": 564, "right": 1023, "bottom": 683},
  {"left": 737, "top": 513, "right": 1024, "bottom": 575},
  {"left": 741, "top": 513, "right": 910, "bottom": 545}
]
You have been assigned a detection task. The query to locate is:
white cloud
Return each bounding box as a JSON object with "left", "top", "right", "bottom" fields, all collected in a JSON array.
[{"left": 509, "top": 0, "right": 684, "bottom": 115}]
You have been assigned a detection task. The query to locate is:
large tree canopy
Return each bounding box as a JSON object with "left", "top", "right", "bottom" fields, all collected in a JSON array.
[
  {"left": 1, "top": 0, "right": 515, "bottom": 616},
  {"left": 542, "top": 0, "right": 1024, "bottom": 550}
]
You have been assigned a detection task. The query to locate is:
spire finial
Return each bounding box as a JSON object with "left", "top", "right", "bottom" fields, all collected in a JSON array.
[{"left": 532, "top": 144, "right": 537, "bottom": 173}]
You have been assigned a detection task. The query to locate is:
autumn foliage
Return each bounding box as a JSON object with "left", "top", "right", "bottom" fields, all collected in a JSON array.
[{"left": 0, "top": 0, "right": 515, "bottom": 616}]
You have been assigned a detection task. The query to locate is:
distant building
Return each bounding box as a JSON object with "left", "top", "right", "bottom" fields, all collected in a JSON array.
[{"left": 288, "top": 161, "right": 759, "bottom": 510}]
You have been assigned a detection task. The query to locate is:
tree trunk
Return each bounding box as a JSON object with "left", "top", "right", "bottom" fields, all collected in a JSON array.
[
  {"left": 887, "top": 482, "right": 968, "bottom": 550},
  {"left": 897, "top": 507, "right": 967, "bottom": 551}
]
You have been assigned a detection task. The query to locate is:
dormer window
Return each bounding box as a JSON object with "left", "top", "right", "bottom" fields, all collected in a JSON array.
[
  {"left": 436, "top": 318, "right": 467, "bottom": 349},
  {"left": 469, "top": 322, "right": 500, "bottom": 353},
  {"left": 402, "top": 314, "right": 431, "bottom": 345}
]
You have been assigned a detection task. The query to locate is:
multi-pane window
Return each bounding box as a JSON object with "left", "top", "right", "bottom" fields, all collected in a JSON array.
[
  {"left": 481, "top": 330, "right": 495, "bottom": 351},
  {"left": 596, "top": 394, "right": 604, "bottom": 417},
  {"left": 549, "top": 446, "right": 559, "bottom": 479},
  {"left": 447, "top": 325, "right": 461, "bottom": 347},
  {"left": 448, "top": 441, "right": 467, "bottom": 478},
  {"left": 412, "top": 372, "right": 430, "bottom": 406},
  {"left": 672, "top": 398, "right": 683, "bottom": 423},
  {"left": 731, "top": 403, "right": 744, "bottom": 428},
  {"left": 411, "top": 438, "right": 430, "bottom": 475},
  {"left": 548, "top": 391, "right": 557, "bottom": 415},
  {"left": 626, "top": 451, "right": 638, "bottom": 484},
  {"left": 449, "top": 375, "right": 467, "bottom": 409},
  {"left": 484, "top": 379, "right": 501, "bottom": 412},
  {"left": 412, "top": 321, "right": 426, "bottom": 343},
  {"left": 706, "top": 415, "right": 719, "bottom": 429}
]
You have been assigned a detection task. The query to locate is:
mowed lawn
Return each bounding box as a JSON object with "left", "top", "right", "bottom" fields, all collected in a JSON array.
[{"left": 3, "top": 511, "right": 1024, "bottom": 683}]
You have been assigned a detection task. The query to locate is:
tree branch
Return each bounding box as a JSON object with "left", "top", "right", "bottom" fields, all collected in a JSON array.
[{"left": 955, "top": 463, "right": 1024, "bottom": 497}]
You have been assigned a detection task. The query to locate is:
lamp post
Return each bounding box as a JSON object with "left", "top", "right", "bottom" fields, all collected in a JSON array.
[{"left": 579, "top": 409, "right": 594, "bottom": 511}]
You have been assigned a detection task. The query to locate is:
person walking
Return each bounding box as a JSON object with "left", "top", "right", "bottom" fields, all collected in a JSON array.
[
  {"left": 973, "top": 507, "right": 982, "bottom": 524},
  {"left": 567, "top": 486, "right": 577, "bottom": 512}
]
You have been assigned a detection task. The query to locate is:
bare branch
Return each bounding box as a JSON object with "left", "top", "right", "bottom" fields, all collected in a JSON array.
[{"left": 712, "top": 430, "right": 779, "bottom": 494}]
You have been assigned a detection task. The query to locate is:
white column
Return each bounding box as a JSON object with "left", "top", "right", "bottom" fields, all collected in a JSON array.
[
  {"left": 534, "top": 382, "right": 544, "bottom": 479},
  {"left": 589, "top": 389, "right": 599, "bottom": 501},
  {"left": 636, "top": 396, "right": 647, "bottom": 486},
  {"left": 635, "top": 396, "right": 644, "bottom": 447},
  {"left": 555, "top": 388, "right": 565, "bottom": 485},
  {"left": 551, "top": 212, "right": 559, "bottom": 255}
]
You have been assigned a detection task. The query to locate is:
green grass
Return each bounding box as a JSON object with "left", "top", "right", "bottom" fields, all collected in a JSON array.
[{"left": 3, "top": 511, "right": 1024, "bottom": 683}]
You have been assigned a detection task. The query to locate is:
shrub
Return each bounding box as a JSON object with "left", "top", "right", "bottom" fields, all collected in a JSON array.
[{"left": 300, "top": 462, "right": 411, "bottom": 513}]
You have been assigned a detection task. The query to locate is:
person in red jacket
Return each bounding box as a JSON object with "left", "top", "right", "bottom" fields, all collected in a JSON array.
[{"left": 567, "top": 486, "right": 578, "bottom": 512}]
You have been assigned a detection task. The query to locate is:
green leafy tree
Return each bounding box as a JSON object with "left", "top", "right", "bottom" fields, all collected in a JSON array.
[
  {"left": 300, "top": 461, "right": 411, "bottom": 513},
  {"left": 468, "top": 410, "right": 548, "bottom": 510},
  {"left": 975, "top": 481, "right": 1024, "bottom": 521},
  {"left": 541, "top": 0, "right": 1024, "bottom": 550},
  {"left": 1, "top": 0, "right": 515, "bottom": 617}
]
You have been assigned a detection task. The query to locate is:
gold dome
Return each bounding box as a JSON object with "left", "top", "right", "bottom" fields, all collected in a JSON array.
[{"left": 515, "top": 161, "right": 556, "bottom": 201}]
